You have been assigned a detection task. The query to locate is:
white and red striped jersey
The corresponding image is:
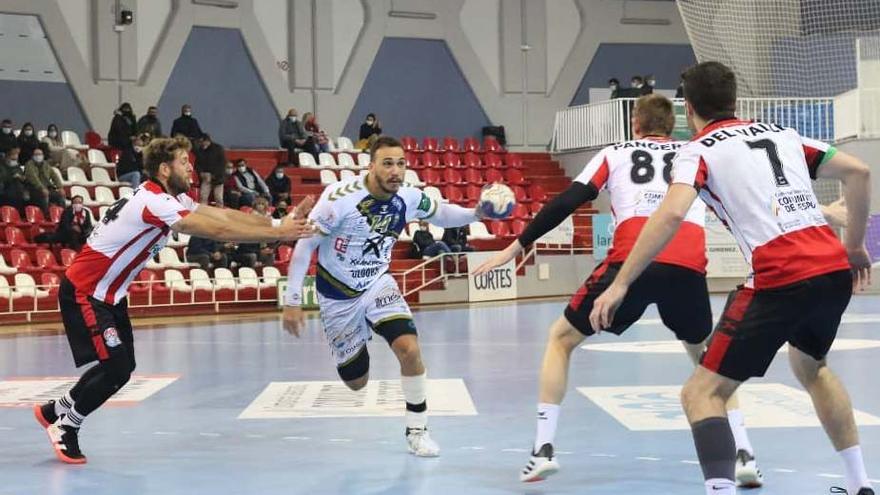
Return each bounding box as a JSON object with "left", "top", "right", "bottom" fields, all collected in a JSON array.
[
  {"left": 672, "top": 118, "right": 848, "bottom": 289},
  {"left": 66, "top": 181, "right": 198, "bottom": 304},
  {"left": 575, "top": 136, "right": 707, "bottom": 273}
]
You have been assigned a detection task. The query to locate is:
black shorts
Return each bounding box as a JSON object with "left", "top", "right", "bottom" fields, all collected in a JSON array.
[
  {"left": 59, "top": 277, "right": 134, "bottom": 368},
  {"left": 564, "top": 261, "right": 712, "bottom": 344},
  {"left": 701, "top": 269, "right": 852, "bottom": 381}
]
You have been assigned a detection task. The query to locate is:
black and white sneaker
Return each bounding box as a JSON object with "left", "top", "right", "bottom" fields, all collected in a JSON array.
[
  {"left": 520, "top": 443, "right": 560, "bottom": 482},
  {"left": 830, "top": 487, "right": 874, "bottom": 494},
  {"left": 46, "top": 420, "right": 87, "bottom": 464},
  {"left": 735, "top": 449, "right": 763, "bottom": 488},
  {"left": 33, "top": 400, "right": 58, "bottom": 429}
]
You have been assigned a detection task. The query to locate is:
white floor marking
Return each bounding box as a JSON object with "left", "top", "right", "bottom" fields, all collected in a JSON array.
[
  {"left": 198, "top": 432, "right": 221, "bottom": 437},
  {"left": 329, "top": 438, "right": 352, "bottom": 442},
  {"left": 681, "top": 460, "right": 700, "bottom": 465},
  {"left": 282, "top": 436, "right": 310, "bottom": 440},
  {"left": 501, "top": 448, "right": 529, "bottom": 453},
  {"left": 817, "top": 473, "right": 845, "bottom": 478},
  {"left": 636, "top": 456, "right": 661, "bottom": 461},
  {"left": 772, "top": 468, "right": 797, "bottom": 473}
]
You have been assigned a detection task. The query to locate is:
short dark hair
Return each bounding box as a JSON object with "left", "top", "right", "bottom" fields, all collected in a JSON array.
[
  {"left": 72, "top": 195, "right": 84, "bottom": 202},
  {"left": 1, "top": 119, "right": 10, "bottom": 125},
  {"left": 681, "top": 61, "right": 737, "bottom": 121},
  {"left": 144, "top": 136, "right": 191, "bottom": 179},
  {"left": 608, "top": 78, "right": 619, "bottom": 85},
  {"left": 631, "top": 75, "right": 644, "bottom": 83},
  {"left": 634, "top": 94, "right": 675, "bottom": 136},
  {"left": 369, "top": 135, "right": 403, "bottom": 161},
  {"left": 235, "top": 158, "right": 247, "bottom": 167}
]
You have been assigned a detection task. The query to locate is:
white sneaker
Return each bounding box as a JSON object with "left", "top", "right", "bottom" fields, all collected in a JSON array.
[
  {"left": 520, "top": 443, "right": 560, "bottom": 482},
  {"left": 406, "top": 427, "right": 439, "bottom": 457},
  {"left": 735, "top": 449, "right": 763, "bottom": 488}
]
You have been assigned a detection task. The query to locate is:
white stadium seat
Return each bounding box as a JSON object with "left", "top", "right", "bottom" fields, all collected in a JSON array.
[
  {"left": 166, "top": 232, "right": 190, "bottom": 248},
  {"left": 0, "top": 254, "right": 17, "bottom": 275},
  {"left": 14, "top": 273, "right": 49, "bottom": 298},
  {"left": 163, "top": 269, "right": 191, "bottom": 291},
  {"left": 0, "top": 275, "right": 16, "bottom": 299},
  {"left": 158, "top": 247, "right": 195, "bottom": 269},
  {"left": 66, "top": 167, "right": 93, "bottom": 186},
  {"left": 93, "top": 186, "right": 116, "bottom": 206},
  {"left": 468, "top": 222, "right": 495, "bottom": 240},
  {"left": 357, "top": 153, "right": 371, "bottom": 169},
  {"left": 237, "top": 267, "right": 260, "bottom": 288},
  {"left": 318, "top": 153, "right": 337, "bottom": 168},
  {"left": 118, "top": 186, "right": 134, "bottom": 199},
  {"left": 298, "top": 152, "right": 318, "bottom": 168},
  {"left": 62, "top": 130, "right": 88, "bottom": 150},
  {"left": 90, "top": 167, "right": 119, "bottom": 186},
  {"left": 336, "top": 137, "right": 355, "bottom": 151},
  {"left": 404, "top": 170, "right": 425, "bottom": 187},
  {"left": 261, "top": 266, "right": 281, "bottom": 288},
  {"left": 320, "top": 169, "right": 338, "bottom": 185},
  {"left": 213, "top": 268, "right": 237, "bottom": 290},
  {"left": 339, "top": 169, "right": 356, "bottom": 181},
  {"left": 37, "top": 130, "right": 47, "bottom": 140},
  {"left": 336, "top": 153, "right": 356, "bottom": 168},
  {"left": 70, "top": 186, "right": 96, "bottom": 206},
  {"left": 189, "top": 269, "right": 214, "bottom": 291}
]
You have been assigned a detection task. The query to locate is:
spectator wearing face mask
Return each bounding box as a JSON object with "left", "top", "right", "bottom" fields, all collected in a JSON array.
[
  {"left": 233, "top": 197, "right": 276, "bottom": 268},
  {"left": 222, "top": 161, "right": 242, "bottom": 209},
  {"left": 356, "top": 113, "right": 382, "bottom": 150},
  {"left": 171, "top": 104, "right": 203, "bottom": 144},
  {"left": 265, "top": 166, "right": 291, "bottom": 206},
  {"left": 24, "top": 147, "right": 65, "bottom": 213},
  {"left": 108, "top": 102, "right": 137, "bottom": 150},
  {"left": 608, "top": 78, "right": 620, "bottom": 99},
  {"left": 272, "top": 200, "right": 289, "bottom": 219},
  {"left": 0, "top": 119, "right": 17, "bottom": 155},
  {"left": 0, "top": 147, "right": 27, "bottom": 213},
  {"left": 117, "top": 133, "right": 148, "bottom": 186},
  {"left": 137, "top": 105, "right": 163, "bottom": 137},
  {"left": 302, "top": 112, "right": 331, "bottom": 153},
  {"left": 278, "top": 108, "right": 319, "bottom": 165},
  {"left": 411, "top": 221, "right": 452, "bottom": 259},
  {"left": 35, "top": 195, "right": 93, "bottom": 250},
  {"left": 17, "top": 122, "right": 41, "bottom": 164},
  {"left": 231, "top": 159, "right": 270, "bottom": 208},
  {"left": 643, "top": 74, "right": 656, "bottom": 95},
  {"left": 194, "top": 134, "right": 226, "bottom": 206},
  {"left": 42, "top": 123, "right": 82, "bottom": 171},
  {"left": 675, "top": 78, "right": 684, "bottom": 98}
]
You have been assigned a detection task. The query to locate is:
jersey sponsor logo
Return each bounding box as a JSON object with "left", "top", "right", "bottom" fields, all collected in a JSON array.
[
  {"left": 103, "top": 327, "right": 122, "bottom": 348},
  {"left": 334, "top": 237, "right": 349, "bottom": 254},
  {"left": 698, "top": 122, "right": 785, "bottom": 148},
  {"left": 473, "top": 267, "right": 514, "bottom": 290},
  {"left": 417, "top": 193, "right": 432, "bottom": 213},
  {"left": 374, "top": 287, "right": 402, "bottom": 309},
  {"left": 351, "top": 266, "right": 382, "bottom": 279}
]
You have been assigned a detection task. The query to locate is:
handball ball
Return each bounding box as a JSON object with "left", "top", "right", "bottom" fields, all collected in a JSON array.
[{"left": 478, "top": 183, "right": 515, "bottom": 219}]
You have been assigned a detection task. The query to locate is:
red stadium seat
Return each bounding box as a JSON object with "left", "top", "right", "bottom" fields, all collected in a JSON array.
[
  {"left": 49, "top": 205, "right": 65, "bottom": 224},
  {"left": 4, "top": 227, "right": 34, "bottom": 248},
  {"left": 40, "top": 272, "right": 61, "bottom": 294},
  {"left": 35, "top": 249, "right": 62, "bottom": 270},
  {"left": 422, "top": 152, "right": 441, "bottom": 169},
  {"left": 510, "top": 219, "right": 527, "bottom": 236},
  {"left": 9, "top": 249, "right": 34, "bottom": 270},
  {"left": 505, "top": 169, "right": 529, "bottom": 186},
  {"left": 512, "top": 203, "right": 530, "bottom": 220},
  {"left": 441, "top": 136, "right": 460, "bottom": 152},
  {"left": 529, "top": 184, "right": 548, "bottom": 203},
  {"left": 401, "top": 136, "right": 418, "bottom": 152},
  {"left": 485, "top": 168, "right": 504, "bottom": 184},
  {"left": 405, "top": 152, "right": 421, "bottom": 169},
  {"left": 463, "top": 152, "right": 483, "bottom": 169},
  {"left": 60, "top": 248, "right": 77, "bottom": 267},
  {"left": 276, "top": 245, "right": 293, "bottom": 264},
  {"left": 513, "top": 185, "right": 531, "bottom": 203},
  {"left": 442, "top": 185, "right": 464, "bottom": 203},
  {"left": 483, "top": 136, "right": 504, "bottom": 153},
  {"left": 443, "top": 168, "right": 464, "bottom": 185},
  {"left": 422, "top": 168, "right": 443, "bottom": 186},
  {"left": 0, "top": 206, "right": 26, "bottom": 227},
  {"left": 465, "top": 185, "right": 483, "bottom": 202},
  {"left": 422, "top": 137, "right": 439, "bottom": 152},
  {"left": 130, "top": 270, "right": 157, "bottom": 293},
  {"left": 484, "top": 153, "right": 504, "bottom": 169},
  {"left": 530, "top": 202, "right": 544, "bottom": 216},
  {"left": 462, "top": 137, "right": 480, "bottom": 152},
  {"left": 506, "top": 153, "right": 524, "bottom": 169},
  {"left": 25, "top": 206, "right": 53, "bottom": 227},
  {"left": 465, "top": 168, "right": 484, "bottom": 185},
  {"left": 442, "top": 152, "right": 462, "bottom": 169},
  {"left": 489, "top": 221, "right": 511, "bottom": 237}
]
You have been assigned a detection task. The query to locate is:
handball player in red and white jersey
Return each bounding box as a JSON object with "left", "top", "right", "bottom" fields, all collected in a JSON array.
[
  {"left": 33, "top": 136, "right": 316, "bottom": 464},
  {"left": 592, "top": 62, "right": 874, "bottom": 495}
]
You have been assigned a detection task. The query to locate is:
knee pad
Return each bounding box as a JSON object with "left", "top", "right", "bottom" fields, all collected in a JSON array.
[
  {"left": 373, "top": 318, "right": 417, "bottom": 345},
  {"left": 337, "top": 345, "right": 370, "bottom": 382},
  {"left": 103, "top": 346, "right": 133, "bottom": 389}
]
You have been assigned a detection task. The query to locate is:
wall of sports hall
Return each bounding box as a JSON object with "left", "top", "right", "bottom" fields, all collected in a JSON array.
[{"left": 0, "top": 0, "right": 693, "bottom": 150}]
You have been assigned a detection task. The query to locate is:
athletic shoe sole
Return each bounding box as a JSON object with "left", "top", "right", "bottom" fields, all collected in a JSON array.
[
  {"left": 520, "top": 460, "right": 560, "bottom": 482},
  {"left": 736, "top": 469, "right": 763, "bottom": 488},
  {"left": 44, "top": 426, "right": 87, "bottom": 465},
  {"left": 33, "top": 404, "right": 52, "bottom": 429}
]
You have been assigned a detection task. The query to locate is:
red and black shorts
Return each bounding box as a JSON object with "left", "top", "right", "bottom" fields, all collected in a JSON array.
[
  {"left": 564, "top": 261, "right": 712, "bottom": 344},
  {"left": 59, "top": 276, "right": 134, "bottom": 368},
  {"left": 701, "top": 269, "right": 852, "bottom": 382}
]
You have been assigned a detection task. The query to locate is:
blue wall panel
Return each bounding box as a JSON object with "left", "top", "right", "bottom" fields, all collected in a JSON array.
[{"left": 0, "top": 80, "right": 89, "bottom": 136}]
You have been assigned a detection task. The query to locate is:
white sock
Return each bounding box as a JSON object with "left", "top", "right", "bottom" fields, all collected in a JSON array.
[
  {"left": 726, "top": 409, "right": 753, "bottom": 455},
  {"left": 704, "top": 478, "right": 735, "bottom": 494},
  {"left": 534, "top": 403, "right": 560, "bottom": 452},
  {"left": 59, "top": 406, "right": 85, "bottom": 429},
  {"left": 401, "top": 373, "right": 427, "bottom": 430},
  {"left": 55, "top": 392, "right": 74, "bottom": 417},
  {"left": 839, "top": 445, "right": 871, "bottom": 494}
]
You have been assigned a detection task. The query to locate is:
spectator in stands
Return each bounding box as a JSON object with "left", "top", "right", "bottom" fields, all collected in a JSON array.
[
  {"left": 108, "top": 102, "right": 137, "bottom": 149},
  {"left": 608, "top": 78, "right": 620, "bottom": 99},
  {"left": 272, "top": 200, "right": 288, "bottom": 219},
  {"left": 222, "top": 161, "right": 241, "bottom": 209},
  {"left": 231, "top": 158, "right": 270, "bottom": 208},
  {"left": 116, "top": 133, "right": 147, "bottom": 186},
  {"left": 411, "top": 221, "right": 452, "bottom": 258},
  {"left": 442, "top": 225, "right": 474, "bottom": 252},
  {"left": 644, "top": 74, "right": 656, "bottom": 94},
  {"left": 0, "top": 119, "right": 16, "bottom": 156},
  {"left": 185, "top": 235, "right": 229, "bottom": 271},
  {"left": 630, "top": 75, "right": 646, "bottom": 94},
  {"left": 24, "top": 147, "right": 66, "bottom": 213},
  {"left": 278, "top": 108, "right": 319, "bottom": 165},
  {"left": 233, "top": 197, "right": 276, "bottom": 268},
  {"left": 42, "top": 123, "right": 82, "bottom": 171},
  {"left": 137, "top": 105, "right": 163, "bottom": 137},
  {"left": 170, "top": 104, "right": 203, "bottom": 144},
  {"left": 675, "top": 78, "right": 684, "bottom": 98},
  {"left": 36, "top": 195, "right": 93, "bottom": 250},
  {"left": 0, "top": 147, "right": 27, "bottom": 213},
  {"left": 17, "top": 122, "right": 41, "bottom": 164},
  {"left": 265, "top": 165, "right": 291, "bottom": 206},
  {"left": 303, "top": 112, "right": 331, "bottom": 153},
  {"left": 357, "top": 113, "right": 382, "bottom": 150},
  {"left": 194, "top": 133, "right": 226, "bottom": 205}
]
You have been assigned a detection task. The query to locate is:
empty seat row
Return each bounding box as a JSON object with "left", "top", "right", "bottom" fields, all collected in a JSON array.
[
  {"left": 406, "top": 152, "right": 522, "bottom": 170},
  {"left": 60, "top": 165, "right": 124, "bottom": 187},
  {"left": 401, "top": 136, "right": 504, "bottom": 153},
  {"left": 300, "top": 152, "right": 371, "bottom": 170},
  {"left": 68, "top": 185, "right": 133, "bottom": 207}
]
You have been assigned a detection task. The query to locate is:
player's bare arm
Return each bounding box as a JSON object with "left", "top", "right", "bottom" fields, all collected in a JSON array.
[
  {"left": 197, "top": 195, "right": 316, "bottom": 225},
  {"left": 282, "top": 235, "right": 323, "bottom": 336},
  {"left": 817, "top": 150, "right": 872, "bottom": 290},
  {"left": 590, "top": 183, "right": 698, "bottom": 330},
  {"left": 172, "top": 208, "right": 316, "bottom": 242}
]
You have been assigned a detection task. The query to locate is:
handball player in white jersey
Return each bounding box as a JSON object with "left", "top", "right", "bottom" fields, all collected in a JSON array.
[{"left": 33, "top": 136, "right": 316, "bottom": 464}]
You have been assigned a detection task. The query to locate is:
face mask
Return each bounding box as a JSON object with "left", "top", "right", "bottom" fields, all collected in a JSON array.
[
  {"left": 33, "top": 155, "right": 44, "bottom": 163},
  {"left": 134, "top": 146, "right": 143, "bottom": 153},
  {"left": 366, "top": 120, "right": 375, "bottom": 126},
  {"left": 647, "top": 79, "right": 656, "bottom": 87},
  {"left": 225, "top": 169, "right": 233, "bottom": 176},
  {"left": 8, "top": 160, "right": 18, "bottom": 167},
  {"left": 289, "top": 116, "right": 297, "bottom": 121},
  {"left": 73, "top": 204, "right": 83, "bottom": 212},
  {"left": 24, "top": 130, "right": 33, "bottom": 136},
  {"left": 48, "top": 130, "right": 57, "bottom": 138},
  {"left": 238, "top": 166, "right": 247, "bottom": 173},
  {"left": 2, "top": 127, "right": 10, "bottom": 134},
  {"left": 609, "top": 85, "right": 618, "bottom": 91},
  {"left": 184, "top": 111, "right": 192, "bottom": 117},
  {"left": 275, "top": 172, "right": 284, "bottom": 179}
]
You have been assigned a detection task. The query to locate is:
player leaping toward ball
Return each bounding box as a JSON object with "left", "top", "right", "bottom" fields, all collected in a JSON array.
[
  {"left": 282, "top": 136, "right": 509, "bottom": 457},
  {"left": 33, "top": 136, "right": 317, "bottom": 464},
  {"left": 591, "top": 62, "right": 874, "bottom": 495},
  {"left": 476, "top": 93, "right": 847, "bottom": 486}
]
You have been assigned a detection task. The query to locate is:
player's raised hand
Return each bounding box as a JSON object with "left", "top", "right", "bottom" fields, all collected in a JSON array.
[
  {"left": 847, "top": 246, "right": 872, "bottom": 292},
  {"left": 292, "top": 195, "right": 316, "bottom": 219},
  {"left": 278, "top": 216, "right": 317, "bottom": 241},
  {"left": 589, "top": 283, "right": 628, "bottom": 331},
  {"left": 282, "top": 305, "right": 306, "bottom": 337},
  {"left": 472, "top": 241, "right": 522, "bottom": 275}
]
